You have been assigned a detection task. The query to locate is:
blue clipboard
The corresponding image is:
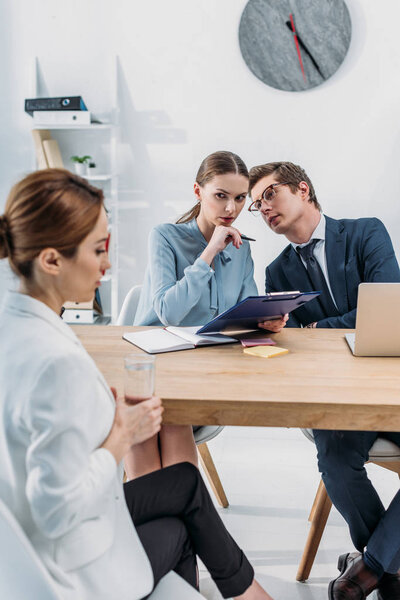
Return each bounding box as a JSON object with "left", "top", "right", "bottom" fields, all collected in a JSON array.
[{"left": 197, "top": 291, "right": 321, "bottom": 334}]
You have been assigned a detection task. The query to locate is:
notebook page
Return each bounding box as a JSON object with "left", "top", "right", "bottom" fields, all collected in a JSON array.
[
  {"left": 123, "top": 329, "right": 193, "bottom": 354},
  {"left": 166, "top": 326, "right": 237, "bottom": 346}
]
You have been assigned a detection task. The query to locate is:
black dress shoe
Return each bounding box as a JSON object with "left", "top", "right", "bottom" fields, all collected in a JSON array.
[
  {"left": 376, "top": 570, "right": 400, "bottom": 600},
  {"left": 329, "top": 552, "right": 379, "bottom": 599}
]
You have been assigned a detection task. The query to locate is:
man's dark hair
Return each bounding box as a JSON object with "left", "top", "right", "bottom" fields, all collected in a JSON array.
[{"left": 249, "top": 161, "right": 321, "bottom": 211}]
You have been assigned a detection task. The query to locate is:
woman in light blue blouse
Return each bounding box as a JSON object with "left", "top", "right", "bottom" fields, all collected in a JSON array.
[
  {"left": 128, "top": 152, "right": 287, "bottom": 482},
  {"left": 135, "top": 151, "right": 287, "bottom": 330}
]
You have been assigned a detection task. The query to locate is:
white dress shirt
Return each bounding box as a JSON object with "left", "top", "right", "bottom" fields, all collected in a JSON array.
[
  {"left": 0, "top": 291, "right": 153, "bottom": 600},
  {"left": 291, "top": 213, "right": 338, "bottom": 309}
]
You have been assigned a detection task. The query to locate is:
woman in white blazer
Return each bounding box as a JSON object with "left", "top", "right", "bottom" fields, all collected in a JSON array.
[{"left": 0, "top": 170, "right": 274, "bottom": 600}]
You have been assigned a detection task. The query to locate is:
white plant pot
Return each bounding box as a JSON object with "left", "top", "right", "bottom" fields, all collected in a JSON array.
[
  {"left": 73, "top": 163, "right": 87, "bottom": 176},
  {"left": 87, "top": 166, "right": 98, "bottom": 177}
]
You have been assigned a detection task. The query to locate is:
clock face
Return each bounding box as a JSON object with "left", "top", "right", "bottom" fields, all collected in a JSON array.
[{"left": 239, "top": 0, "right": 352, "bottom": 91}]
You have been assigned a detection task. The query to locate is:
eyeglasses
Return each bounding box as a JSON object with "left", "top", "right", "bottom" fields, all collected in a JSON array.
[{"left": 248, "top": 182, "right": 291, "bottom": 215}]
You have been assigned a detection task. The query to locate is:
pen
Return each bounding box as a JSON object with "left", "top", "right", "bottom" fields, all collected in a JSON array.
[{"left": 227, "top": 233, "right": 256, "bottom": 243}]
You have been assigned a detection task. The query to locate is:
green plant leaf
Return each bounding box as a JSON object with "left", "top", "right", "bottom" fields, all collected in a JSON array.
[{"left": 70, "top": 155, "right": 92, "bottom": 163}]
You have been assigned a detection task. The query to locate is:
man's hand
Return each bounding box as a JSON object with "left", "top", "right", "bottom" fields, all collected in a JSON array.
[{"left": 258, "top": 313, "right": 289, "bottom": 333}]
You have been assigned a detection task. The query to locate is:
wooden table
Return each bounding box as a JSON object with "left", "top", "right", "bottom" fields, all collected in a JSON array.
[{"left": 74, "top": 326, "right": 400, "bottom": 432}]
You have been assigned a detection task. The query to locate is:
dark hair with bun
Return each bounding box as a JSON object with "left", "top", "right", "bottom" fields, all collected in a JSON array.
[{"left": 0, "top": 168, "right": 104, "bottom": 279}]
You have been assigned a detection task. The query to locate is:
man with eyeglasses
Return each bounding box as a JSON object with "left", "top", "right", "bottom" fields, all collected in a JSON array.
[
  {"left": 248, "top": 161, "right": 400, "bottom": 600},
  {"left": 248, "top": 161, "right": 399, "bottom": 328}
]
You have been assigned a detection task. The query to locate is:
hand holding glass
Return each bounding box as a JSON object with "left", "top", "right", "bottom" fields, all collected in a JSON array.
[{"left": 124, "top": 354, "right": 155, "bottom": 405}]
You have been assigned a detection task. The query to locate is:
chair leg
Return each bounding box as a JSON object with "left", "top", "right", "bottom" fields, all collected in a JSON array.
[
  {"left": 197, "top": 442, "right": 229, "bottom": 508},
  {"left": 296, "top": 478, "right": 332, "bottom": 582},
  {"left": 308, "top": 478, "right": 325, "bottom": 522}
]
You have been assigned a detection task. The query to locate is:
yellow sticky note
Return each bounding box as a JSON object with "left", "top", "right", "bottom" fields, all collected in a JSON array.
[{"left": 243, "top": 346, "right": 289, "bottom": 358}]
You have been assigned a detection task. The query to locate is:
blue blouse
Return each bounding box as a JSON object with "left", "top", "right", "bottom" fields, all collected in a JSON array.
[{"left": 134, "top": 218, "right": 258, "bottom": 326}]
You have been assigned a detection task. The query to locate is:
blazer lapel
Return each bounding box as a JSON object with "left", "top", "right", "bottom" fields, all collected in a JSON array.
[{"left": 324, "top": 216, "right": 349, "bottom": 314}]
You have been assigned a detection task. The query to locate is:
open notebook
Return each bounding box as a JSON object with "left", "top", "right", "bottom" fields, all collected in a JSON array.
[{"left": 123, "top": 326, "right": 237, "bottom": 354}]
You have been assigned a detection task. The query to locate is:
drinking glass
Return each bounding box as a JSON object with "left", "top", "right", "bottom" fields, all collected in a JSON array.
[{"left": 124, "top": 353, "right": 155, "bottom": 405}]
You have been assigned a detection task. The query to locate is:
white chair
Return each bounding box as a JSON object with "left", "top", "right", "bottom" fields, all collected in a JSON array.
[
  {"left": 118, "top": 285, "right": 229, "bottom": 508},
  {"left": 297, "top": 429, "right": 400, "bottom": 582},
  {"left": 0, "top": 497, "right": 206, "bottom": 599},
  {"left": 116, "top": 284, "right": 143, "bottom": 326},
  {"left": 0, "top": 497, "right": 60, "bottom": 599}
]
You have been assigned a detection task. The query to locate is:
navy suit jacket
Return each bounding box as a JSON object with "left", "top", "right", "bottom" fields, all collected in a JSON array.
[{"left": 265, "top": 216, "right": 400, "bottom": 328}]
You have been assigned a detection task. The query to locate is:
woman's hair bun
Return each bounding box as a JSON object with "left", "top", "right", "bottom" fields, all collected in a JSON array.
[{"left": 0, "top": 215, "right": 10, "bottom": 258}]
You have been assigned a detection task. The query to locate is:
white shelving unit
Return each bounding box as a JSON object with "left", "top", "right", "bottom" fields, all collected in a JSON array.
[{"left": 28, "top": 58, "right": 120, "bottom": 323}]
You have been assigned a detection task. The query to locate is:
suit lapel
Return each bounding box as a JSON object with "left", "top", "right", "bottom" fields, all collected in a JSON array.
[{"left": 325, "top": 216, "right": 348, "bottom": 314}]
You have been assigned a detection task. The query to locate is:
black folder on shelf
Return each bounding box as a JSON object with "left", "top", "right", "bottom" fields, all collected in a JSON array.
[
  {"left": 25, "top": 96, "right": 88, "bottom": 116},
  {"left": 197, "top": 291, "right": 321, "bottom": 334}
]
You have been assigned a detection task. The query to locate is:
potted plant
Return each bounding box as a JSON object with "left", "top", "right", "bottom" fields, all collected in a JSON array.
[
  {"left": 70, "top": 155, "right": 92, "bottom": 176},
  {"left": 86, "top": 161, "right": 98, "bottom": 177}
]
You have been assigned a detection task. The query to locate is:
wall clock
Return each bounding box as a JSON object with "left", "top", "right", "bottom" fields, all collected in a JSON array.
[{"left": 239, "top": 0, "right": 352, "bottom": 91}]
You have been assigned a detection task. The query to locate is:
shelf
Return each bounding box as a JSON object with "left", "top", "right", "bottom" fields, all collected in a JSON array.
[
  {"left": 70, "top": 314, "right": 112, "bottom": 326},
  {"left": 32, "top": 123, "right": 113, "bottom": 130},
  {"left": 94, "top": 314, "right": 112, "bottom": 325},
  {"left": 85, "top": 174, "right": 114, "bottom": 181}
]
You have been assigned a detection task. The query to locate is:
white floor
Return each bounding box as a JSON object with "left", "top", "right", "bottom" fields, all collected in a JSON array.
[{"left": 197, "top": 426, "right": 399, "bottom": 600}]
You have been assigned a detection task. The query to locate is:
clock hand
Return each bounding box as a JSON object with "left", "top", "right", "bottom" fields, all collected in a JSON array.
[
  {"left": 285, "top": 21, "right": 324, "bottom": 78},
  {"left": 288, "top": 13, "right": 306, "bottom": 83}
]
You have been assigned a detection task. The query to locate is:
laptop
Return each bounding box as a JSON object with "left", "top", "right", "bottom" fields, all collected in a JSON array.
[{"left": 345, "top": 283, "right": 400, "bottom": 356}]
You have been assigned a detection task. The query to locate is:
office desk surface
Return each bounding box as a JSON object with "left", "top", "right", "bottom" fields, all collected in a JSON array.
[{"left": 74, "top": 326, "right": 400, "bottom": 431}]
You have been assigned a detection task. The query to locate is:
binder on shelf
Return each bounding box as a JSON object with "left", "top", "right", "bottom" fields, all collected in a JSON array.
[
  {"left": 25, "top": 96, "right": 88, "bottom": 116},
  {"left": 42, "top": 139, "right": 64, "bottom": 168},
  {"left": 62, "top": 300, "right": 94, "bottom": 324},
  {"left": 31, "top": 129, "right": 51, "bottom": 169},
  {"left": 62, "top": 309, "right": 94, "bottom": 324},
  {"left": 63, "top": 301, "right": 93, "bottom": 310},
  {"left": 33, "top": 110, "right": 91, "bottom": 125}
]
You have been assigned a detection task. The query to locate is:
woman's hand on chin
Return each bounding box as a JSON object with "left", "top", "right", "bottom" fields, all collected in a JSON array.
[
  {"left": 209, "top": 225, "right": 242, "bottom": 251},
  {"left": 258, "top": 313, "right": 288, "bottom": 333}
]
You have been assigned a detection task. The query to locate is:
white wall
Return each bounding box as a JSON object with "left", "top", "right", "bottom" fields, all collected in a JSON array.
[{"left": 1, "top": 0, "right": 399, "bottom": 306}]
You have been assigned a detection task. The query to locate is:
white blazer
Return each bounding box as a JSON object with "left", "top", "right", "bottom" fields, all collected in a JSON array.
[{"left": 0, "top": 291, "right": 153, "bottom": 600}]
